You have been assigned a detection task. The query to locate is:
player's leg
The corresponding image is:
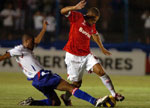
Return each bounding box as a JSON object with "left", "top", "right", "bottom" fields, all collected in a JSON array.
[
  {"left": 47, "top": 90, "right": 61, "bottom": 106},
  {"left": 86, "top": 54, "right": 124, "bottom": 101},
  {"left": 93, "top": 63, "right": 124, "bottom": 101},
  {"left": 62, "top": 52, "right": 85, "bottom": 105},
  {"left": 72, "top": 80, "right": 82, "bottom": 88},
  {"left": 93, "top": 63, "right": 116, "bottom": 96},
  {"left": 29, "top": 89, "right": 61, "bottom": 106},
  {"left": 62, "top": 80, "right": 82, "bottom": 104},
  {"left": 18, "top": 89, "right": 60, "bottom": 106},
  {"left": 56, "top": 79, "right": 109, "bottom": 107},
  {"left": 24, "top": 71, "right": 61, "bottom": 106},
  {"left": 25, "top": 82, "right": 61, "bottom": 106},
  {"left": 62, "top": 73, "right": 84, "bottom": 106}
]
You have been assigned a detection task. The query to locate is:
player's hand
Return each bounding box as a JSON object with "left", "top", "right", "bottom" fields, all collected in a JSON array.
[
  {"left": 102, "top": 48, "right": 112, "bottom": 56},
  {"left": 74, "top": 0, "right": 86, "bottom": 10},
  {"left": 42, "top": 20, "right": 48, "bottom": 30}
]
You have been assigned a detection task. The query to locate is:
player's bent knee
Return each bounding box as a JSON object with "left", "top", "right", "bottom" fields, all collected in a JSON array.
[
  {"left": 93, "top": 70, "right": 105, "bottom": 76},
  {"left": 98, "top": 70, "right": 105, "bottom": 76},
  {"left": 73, "top": 80, "right": 82, "bottom": 88},
  {"left": 74, "top": 83, "right": 81, "bottom": 88},
  {"left": 93, "top": 64, "right": 106, "bottom": 76},
  {"left": 53, "top": 100, "right": 61, "bottom": 106}
]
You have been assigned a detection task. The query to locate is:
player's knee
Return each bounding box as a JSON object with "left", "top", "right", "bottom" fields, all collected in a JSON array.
[
  {"left": 97, "top": 70, "right": 105, "bottom": 76},
  {"left": 93, "top": 64, "right": 106, "bottom": 76},
  {"left": 74, "top": 84, "right": 81, "bottom": 88},
  {"left": 73, "top": 81, "right": 82, "bottom": 88},
  {"left": 53, "top": 99, "right": 61, "bottom": 106},
  {"left": 75, "top": 83, "right": 82, "bottom": 88}
]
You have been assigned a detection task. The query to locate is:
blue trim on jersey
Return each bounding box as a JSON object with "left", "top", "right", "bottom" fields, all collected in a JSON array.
[{"left": 31, "top": 65, "right": 36, "bottom": 71}]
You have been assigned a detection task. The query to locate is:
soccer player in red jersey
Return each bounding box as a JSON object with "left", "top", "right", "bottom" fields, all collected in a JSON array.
[{"left": 60, "top": 0, "right": 124, "bottom": 106}]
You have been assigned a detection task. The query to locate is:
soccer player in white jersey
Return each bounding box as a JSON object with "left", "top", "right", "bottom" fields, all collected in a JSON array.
[
  {"left": 60, "top": 0, "right": 124, "bottom": 106},
  {"left": 0, "top": 21, "right": 109, "bottom": 107}
]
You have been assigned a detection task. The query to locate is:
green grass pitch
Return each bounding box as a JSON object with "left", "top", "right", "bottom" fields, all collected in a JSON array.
[{"left": 0, "top": 72, "right": 150, "bottom": 108}]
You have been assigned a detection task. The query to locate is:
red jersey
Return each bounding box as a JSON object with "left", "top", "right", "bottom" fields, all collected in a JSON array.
[{"left": 63, "top": 11, "right": 98, "bottom": 56}]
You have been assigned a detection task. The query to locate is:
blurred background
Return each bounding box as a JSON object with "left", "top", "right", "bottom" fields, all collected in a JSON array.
[
  {"left": 0, "top": 0, "right": 150, "bottom": 43},
  {"left": 0, "top": 0, "right": 150, "bottom": 74},
  {"left": 1, "top": 1, "right": 150, "bottom": 107}
]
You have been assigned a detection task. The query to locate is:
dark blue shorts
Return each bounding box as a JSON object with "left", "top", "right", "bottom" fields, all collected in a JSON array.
[{"left": 32, "top": 69, "right": 61, "bottom": 95}]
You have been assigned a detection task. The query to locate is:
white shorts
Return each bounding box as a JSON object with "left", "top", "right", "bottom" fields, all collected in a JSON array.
[{"left": 65, "top": 52, "right": 99, "bottom": 82}]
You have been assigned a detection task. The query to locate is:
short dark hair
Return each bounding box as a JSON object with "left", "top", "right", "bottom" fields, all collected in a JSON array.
[
  {"left": 22, "top": 32, "right": 34, "bottom": 42},
  {"left": 88, "top": 7, "right": 100, "bottom": 17}
]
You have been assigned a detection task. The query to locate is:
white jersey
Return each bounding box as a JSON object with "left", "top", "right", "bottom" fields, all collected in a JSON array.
[{"left": 8, "top": 45, "right": 43, "bottom": 79}]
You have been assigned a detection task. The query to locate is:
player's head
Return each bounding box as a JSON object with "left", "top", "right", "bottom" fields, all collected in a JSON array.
[
  {"left": 85, "top": 7, "right": 100, "bottom": 25},
  {"left": 22, "top": 33, "right": 34, "bottom": 50}
]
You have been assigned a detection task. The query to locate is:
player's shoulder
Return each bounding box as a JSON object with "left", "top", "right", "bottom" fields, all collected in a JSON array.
[
  {"left": 14, "top": 44, "right": 24, "bottom": 50},
  {"left": 70, "top": 11, "right": 83, "bottom": 17},
  {"left": 75, "top": 11, "right": 83, "bottom": 16},
  {"left": 8, "top": 44, "right": 24, "bottom": 56},
  {"left": 73, "top": 11, "right": 82, "bottom": 14}
]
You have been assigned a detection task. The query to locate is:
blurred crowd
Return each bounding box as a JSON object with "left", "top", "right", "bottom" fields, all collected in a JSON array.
[
  {"left": 0, "top": 0, "right": 150, "bottom": 44},
  {"left": 0, "top": 0, "right": 57, "bottom": 42}
]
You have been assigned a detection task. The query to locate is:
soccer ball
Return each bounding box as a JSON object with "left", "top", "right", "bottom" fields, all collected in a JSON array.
[{"left": 103, "top": 95, "right": 116, "bottom": 107}]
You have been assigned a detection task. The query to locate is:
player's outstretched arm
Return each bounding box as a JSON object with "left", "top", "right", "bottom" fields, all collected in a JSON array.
[
  {"left": 0, "top": 53, "right": 11, "bottom": 62},
  {"left": 60, "top": 0, "right": 86, "bottom": 15},
  {"left": 92, "top": 34, "right": 112, "bottom": 56},
  {"left": 34, "top": 20, "right": 48, "bottom": 45}
]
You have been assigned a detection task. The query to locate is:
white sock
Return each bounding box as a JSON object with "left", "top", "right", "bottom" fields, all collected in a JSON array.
[{"left": 100, "top": 74, "right": 116, "bottom": 97}]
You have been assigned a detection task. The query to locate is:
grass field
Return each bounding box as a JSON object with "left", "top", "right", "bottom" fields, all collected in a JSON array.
[{"left": 0, "top": 72, "right": 150, "bottom": 108}]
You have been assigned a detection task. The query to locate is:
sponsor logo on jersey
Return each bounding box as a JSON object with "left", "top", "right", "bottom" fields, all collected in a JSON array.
[
  {"left": 82, "top": 20, "right": 86, "bottom": 26},
  {"left": 79, "top": 27, "right": 91, "bottom": 38}
]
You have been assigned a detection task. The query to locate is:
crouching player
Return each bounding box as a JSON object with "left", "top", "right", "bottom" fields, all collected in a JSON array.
[{"left": 0, "top": 21, "right": 109, "bottom": 107}]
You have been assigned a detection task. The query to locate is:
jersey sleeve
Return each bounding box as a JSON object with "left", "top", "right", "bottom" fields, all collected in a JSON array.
[
  {"left": 7, "top": 45, "right": 23, "bottom": 57},
  {"left": 65, "top": 11, "right": 83, "bottom": 22}
]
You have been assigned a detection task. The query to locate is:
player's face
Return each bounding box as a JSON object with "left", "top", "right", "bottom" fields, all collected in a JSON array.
[
  {"left": 87, "top": 16, "right": 99, "bottom": 25},
  {"left": 86, "top": 11, "right": 99, "bottom": 25},
  {"left": 22, "top": 35, "right": 34, "bottom": 50}
]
